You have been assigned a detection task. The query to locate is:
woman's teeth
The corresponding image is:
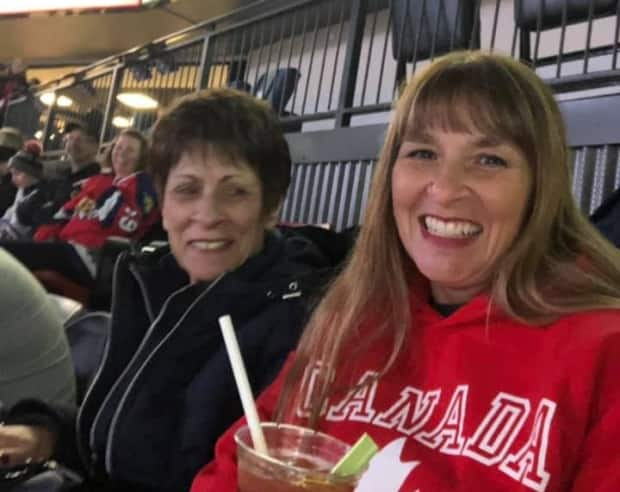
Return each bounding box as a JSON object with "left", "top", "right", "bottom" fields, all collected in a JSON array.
[
  {"left": 191, "top": 240, "right": 228, "bottom": 251},
  {"left": 424, "top": 216, "right": 482, "bottom": 238}
]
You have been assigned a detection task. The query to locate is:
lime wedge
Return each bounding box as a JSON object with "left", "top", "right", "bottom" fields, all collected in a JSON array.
[{"left": 330, "top": 433, "right": 378, "bottom": 477}]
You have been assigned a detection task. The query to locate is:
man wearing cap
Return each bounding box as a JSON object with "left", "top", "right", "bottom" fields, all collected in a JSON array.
[
  {"left": 0, "top": 127, "right": 24, "bottom": 215},
  {"left": 17, "top": 124, "right": 100, "bottom": 229}
]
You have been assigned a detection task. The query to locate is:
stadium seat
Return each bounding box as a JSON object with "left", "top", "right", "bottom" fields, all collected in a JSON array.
[
  {"left": 391, "top": 0, "right": 480, "bottom": 84},
  {"left": 64, "top": 311, "right": 110, "bottom": 403},
  {"left": 253, "top": 68, "right": 301, "bottom": 115},
  {"left": 514, "top": 0, "right": 619, "bottom": 62}
]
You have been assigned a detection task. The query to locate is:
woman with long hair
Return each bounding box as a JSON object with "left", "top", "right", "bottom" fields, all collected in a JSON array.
[{"left": 193, "top": 51, "right": 620, "bottom": 492}]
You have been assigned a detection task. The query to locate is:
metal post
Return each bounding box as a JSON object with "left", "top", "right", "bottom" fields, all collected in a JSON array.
[
  {"left": 335, "top": 0, "right": 367, "bottom": 128},
  {"left": 99, "top": 65, "right": 123, "bottom": 145},
  {"left": 519, "top": 28, "right": 531, "bottom": 62},
  {"left": 42, "top": 97, "right": 57, "bottom": 152},
  {"left": 2, "top": 98, "right": 13, "bottom": 128},
  {"left": 197, "top": 33, "right": 215, "bottom": 89}
]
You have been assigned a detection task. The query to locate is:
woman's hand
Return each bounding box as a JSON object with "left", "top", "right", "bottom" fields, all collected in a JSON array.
[{"left": 0, "top": 424, "right": 56, "bottom": 468}]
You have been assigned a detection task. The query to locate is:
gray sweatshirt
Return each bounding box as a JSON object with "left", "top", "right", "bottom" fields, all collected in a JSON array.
[{"left": 0, "top": 248, "right": 75, "bottom": 407}]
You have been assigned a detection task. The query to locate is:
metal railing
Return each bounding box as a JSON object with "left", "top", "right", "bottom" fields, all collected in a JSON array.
[{"left": 3, "top": 0, "right": 619, "bottom": 146}]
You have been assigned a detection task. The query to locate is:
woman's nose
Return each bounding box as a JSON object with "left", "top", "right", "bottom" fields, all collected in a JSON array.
[
  {"left": 426, "top": 163, "right": 468, "bottom": 202},
  {"left": 192, "top": 192, "right": 225, "bottom": 226}
]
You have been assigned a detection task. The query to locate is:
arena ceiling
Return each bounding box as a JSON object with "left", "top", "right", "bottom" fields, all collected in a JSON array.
[{"left": 0, "top": 0, "right": 248, "bottom": 81}]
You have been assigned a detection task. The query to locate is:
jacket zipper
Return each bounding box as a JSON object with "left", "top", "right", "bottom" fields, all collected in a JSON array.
[
  {"left": 128, "top": 262, "right": 155, "bottom": 322},
  {"left": 76, "top": 252, "right": 125, "bottom": 471},
  {"left": 88, "top": 268, "right": 197, "bottom": 455},
  {"left": 104, "top": 272, "right": 226, "bottom": 475}
]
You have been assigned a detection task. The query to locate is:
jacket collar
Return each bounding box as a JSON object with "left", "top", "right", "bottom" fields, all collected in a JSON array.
[{"left": 119, "top": 230, "right": 315, "bottom": 315}]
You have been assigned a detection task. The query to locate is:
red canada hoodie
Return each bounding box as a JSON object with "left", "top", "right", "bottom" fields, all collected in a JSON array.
[{"left": 192, "top": 286, "right": 620, "bottom": 492}]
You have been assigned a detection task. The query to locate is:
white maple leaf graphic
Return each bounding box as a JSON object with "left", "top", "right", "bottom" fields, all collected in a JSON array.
[{"left": 355, "top": 437, "right": 420, "bottom": 491}]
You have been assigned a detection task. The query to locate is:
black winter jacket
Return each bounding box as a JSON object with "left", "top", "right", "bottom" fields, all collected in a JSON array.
[
  {"left": 0, "top": 173, "right": 16, "bottom": 216},
  {"left": 9, "top": 231, "right": 329, "bottom": 492},
  {"left": 591, "top": 186, "right": 620, "bottom": 247}
]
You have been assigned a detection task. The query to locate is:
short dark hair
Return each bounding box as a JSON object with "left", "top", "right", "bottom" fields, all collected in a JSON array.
[
  {"left": 64, "top": 123, "right": 98, "bottom": 144},
  {"left": 149, "top": 88, "right": 291, "bottom": 215}
]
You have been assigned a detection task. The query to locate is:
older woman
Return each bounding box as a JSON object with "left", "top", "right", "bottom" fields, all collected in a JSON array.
[
  {"left": 193, "top": 52, "right": 620, "bottom": 492},
  {"left": 0, "top": 89, "right": 328, "bottom": 491},
  {"left": 0, "top": 128, "right": 159, "bottom": 286}
]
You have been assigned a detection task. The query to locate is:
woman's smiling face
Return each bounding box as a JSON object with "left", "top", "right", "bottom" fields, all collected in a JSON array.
[
  {"left": 392, "top": 126, "right": 532, "bottom": 304},
  {"left": 162, "top": 145, "right": 269, "bottom": 284},
  {"left": 112, "top": 134, "right": 142, "bottom": 177}
]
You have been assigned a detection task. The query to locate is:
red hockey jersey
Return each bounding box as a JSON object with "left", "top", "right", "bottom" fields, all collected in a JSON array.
[
  {"left": 192, "top": 286, "right": 620, "bottom": 492},
  {"left": 34, "top": 171, "right": 159, "bottom": 249}
]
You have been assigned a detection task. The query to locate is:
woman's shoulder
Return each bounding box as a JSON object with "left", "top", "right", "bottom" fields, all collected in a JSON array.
[
  {"left": 114, "top": 170, "right": 151, "bottom": 184},
  {"left": 82, "top": 172, "right": 115, "bottom": 189},
  {"left": 115, "top": 244, "right": 188, "bottom": 294},
  {"left": 260, "top": 229, "right": 334, "bottom": 281},
  {"left": 278, "top": 224, "right": 358, "bottom": 269},
  {"left": 556, "top": 307, "right": 620, "bottom": 326},
  {"left": 114, "top": 171, "right": 158, "bottom": 196},
  {"left": 550, "top": 308, "right": 620, "bottom": 352}
]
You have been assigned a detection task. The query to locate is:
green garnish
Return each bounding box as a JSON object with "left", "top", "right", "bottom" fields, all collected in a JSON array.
[{"left": 330, "top": 433, "right": 378, "bottom": 477}]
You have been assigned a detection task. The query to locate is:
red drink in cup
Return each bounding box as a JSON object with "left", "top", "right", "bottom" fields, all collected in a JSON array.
[{"left": 235, "top": 423, "right": 362, "bottom": 492}]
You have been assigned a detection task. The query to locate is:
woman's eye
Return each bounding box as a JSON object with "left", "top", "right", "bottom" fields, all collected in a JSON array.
[
  {"left": 479, "top": 154, "right": 507, "bottom": 167},
  {"left": 408, "top": 149, "right": 436, "bottom": 160},
  {"left": 229, "top": 187, "right": 249, "bottom": 197},
  {"left": 174, "top": 184, "right": 199, "bottom": 196}
]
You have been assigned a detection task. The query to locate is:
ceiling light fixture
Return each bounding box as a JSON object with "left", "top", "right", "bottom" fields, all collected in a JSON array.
[
  {"left": 40, "top": 92, "right": 55, "bottom": 106},
  {"left": 57, "top": 95, "right": 73, "bottom": 107},
  {"left": 112, "top": 116, "right": 133, "bottom": 128},
  {"left": 39, "top": 93, "right": 73, "bottom": 107},
  {"left": 116, "top": 92, "right": 158, "bottom": 110}
]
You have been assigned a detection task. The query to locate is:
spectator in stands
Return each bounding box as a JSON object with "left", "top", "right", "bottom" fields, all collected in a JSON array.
[
  {"left": 0, "top": 126, "right": 23, "bottom": 215},
  {"left": 193, "top": 52, "right": 620, "bottom": 492},
  {"left": 0, "top": 128, "right": 158, "bottom": 286},
  {"left": 0, "top": 248, "right": 75, "bottom": 408},
  {"left": 0, "top": 88, "right": 330, "bottom": 492},
  {"left": 63, "top": 122, "right": 101, "bottom": 177},
  {"left": 0, "top": 60, "right": 29, "bottom": 127},
  {"left": 17, "top": 123, "right": 101, "bottom": 230},
  {"left": 0, "top": 141, "right": 44, "bottom": 240}
]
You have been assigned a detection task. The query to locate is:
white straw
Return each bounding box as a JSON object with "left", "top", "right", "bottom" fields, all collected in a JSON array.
[{"left": 218, "top": 314, "right": 269, "bottom": 456}]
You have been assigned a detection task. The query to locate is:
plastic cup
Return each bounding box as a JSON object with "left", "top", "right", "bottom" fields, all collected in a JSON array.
[{"left": 235, "top": 423, "right": 362, "bottom": 492}]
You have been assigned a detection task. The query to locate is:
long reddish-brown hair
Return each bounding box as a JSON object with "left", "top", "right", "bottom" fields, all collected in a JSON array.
[{"left": 277, "top": 51, "right": 620, "bottom": 426}]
